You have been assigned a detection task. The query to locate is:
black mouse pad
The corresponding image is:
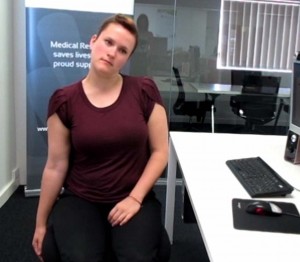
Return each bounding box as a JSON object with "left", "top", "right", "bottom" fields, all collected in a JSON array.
[{"left": 232, "top": 198, "right": 300, "bottom": 234}]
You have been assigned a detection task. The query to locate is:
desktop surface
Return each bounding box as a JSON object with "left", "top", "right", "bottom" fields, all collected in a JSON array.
[
  {"left": 166, "top": 132, "right": 300, "bottom": 262},
  {"left": 154, "top": 76, "right": 290, "bottom": 97}
]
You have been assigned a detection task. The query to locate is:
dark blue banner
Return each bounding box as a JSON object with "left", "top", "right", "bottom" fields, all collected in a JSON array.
[{"left": 26, "top": 8, "right": 112, "bottom": 191}]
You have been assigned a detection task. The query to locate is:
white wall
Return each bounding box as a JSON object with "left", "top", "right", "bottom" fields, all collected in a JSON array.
[
  {"left": 0, "top": 0, "right": 25, "bottom": 207},
  {"left": 14, "top": 1, "right": 27, "bottom": 187}
]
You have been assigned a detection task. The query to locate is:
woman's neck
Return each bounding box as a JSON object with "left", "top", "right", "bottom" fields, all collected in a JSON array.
[
  {"left": 83, "top": 71, "right": 122, "bottom": 92},
  {"left": 81, "top": 72, "right": 123, "bottom": 108}
]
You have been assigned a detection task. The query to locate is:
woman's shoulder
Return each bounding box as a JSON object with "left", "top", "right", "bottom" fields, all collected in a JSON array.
[
  {"left": 49, "top": 80, "right": 81, "bottom": 109},
  {"left": 123, "top": 75, "right": 162, "bottom": 105},
  {"left": 59, "top": 80, "right": 82, "bottom": 95},
  {"left": 51, "top": 80, "right": 82, "bottom": 101},
  {"left": 123, "top": 75, "right": 157, "bottom": 90}
]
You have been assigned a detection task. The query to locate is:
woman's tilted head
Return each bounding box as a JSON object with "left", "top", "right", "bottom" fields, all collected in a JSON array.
[{"left": 96, "top": 14, "right": 139, "bottom": 55}]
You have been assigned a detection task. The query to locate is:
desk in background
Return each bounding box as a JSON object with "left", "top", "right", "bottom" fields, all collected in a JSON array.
[
  {"left": 189, "top": 82, "right": 290, "bottom": 97},
  {"left": 154, "top": 77, "right": 290, "bottom": 132},
  {"left": 165, "top": 132, "right": 300, "bottom": 261},
  {"left": 154, "top": 77, "right": 290, "bottom": 97},
  {"left": 190, "top": 83, "right": 290, "bottom": 132}
]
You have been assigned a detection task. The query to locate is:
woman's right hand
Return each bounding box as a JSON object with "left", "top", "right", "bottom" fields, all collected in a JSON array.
[{"left": 32, "top": 226, "right": 46, "bottom": 261}]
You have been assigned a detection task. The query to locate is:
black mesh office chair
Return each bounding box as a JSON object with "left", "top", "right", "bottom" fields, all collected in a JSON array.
[
  {"left": 172, "top": 67, "right": 213, "bottom": 129},
  {"left": 230, "top": 75, "right": 281, "bottom": 132}
]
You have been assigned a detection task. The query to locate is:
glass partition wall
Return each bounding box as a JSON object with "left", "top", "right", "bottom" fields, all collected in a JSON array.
[{"left": 131, "top": 0, "right": 291, "bottom": 135}]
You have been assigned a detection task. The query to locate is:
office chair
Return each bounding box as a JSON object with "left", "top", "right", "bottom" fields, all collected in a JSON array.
[
  {"left": 172, "top": 67, "right": 213, "bottom": 130},
  {"left": 230, "top": 75, "right": 281, "bottom": 132}
]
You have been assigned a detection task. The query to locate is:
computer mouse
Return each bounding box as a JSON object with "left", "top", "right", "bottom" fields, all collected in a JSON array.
[{"left": 246, "top": 201, "right": 282, "bottom": 216}]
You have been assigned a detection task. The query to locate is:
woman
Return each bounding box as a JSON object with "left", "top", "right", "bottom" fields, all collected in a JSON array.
[{"left": 32, "top": 14, "right": 170, "bottom": 261}]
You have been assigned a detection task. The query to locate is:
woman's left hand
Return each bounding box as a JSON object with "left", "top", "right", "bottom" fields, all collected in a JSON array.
[{"left": 108, "top": 196, "right": 142, "bottom": 226}]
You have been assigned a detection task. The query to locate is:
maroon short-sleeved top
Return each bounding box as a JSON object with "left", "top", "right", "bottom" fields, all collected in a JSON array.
[{"left": 48, "top": 75, "right": 164, "bottom": 203}]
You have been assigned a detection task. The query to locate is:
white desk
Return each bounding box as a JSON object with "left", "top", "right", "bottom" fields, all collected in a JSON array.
[
  {"left": 189, "top": 83, "right": 290, "bottom": 132},
  {"left": 189, "top": 82, "right": 290, "bottom": 97},
  {"left": 154, "top": 77, "right": 291, "bottom": 97},
  {"left": 154, "top": 77, "right": 290, "bottom": 133},
  {"left": 165, "top": 132, "right": 300, "bottom": 262}
]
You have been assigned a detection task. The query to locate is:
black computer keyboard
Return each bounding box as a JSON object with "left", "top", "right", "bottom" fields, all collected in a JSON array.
[{"left": 226, "top": 157, "right": 294, "bottom": 197}]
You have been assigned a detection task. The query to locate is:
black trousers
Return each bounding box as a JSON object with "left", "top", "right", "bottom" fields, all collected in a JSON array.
[{"left": 42, "top": 191, "right": 170, "bottom": 262}]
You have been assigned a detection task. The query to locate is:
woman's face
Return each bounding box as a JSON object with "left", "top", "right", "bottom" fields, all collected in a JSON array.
[{"left": 89, "top": 23, "right": 136, "bottom": 76}]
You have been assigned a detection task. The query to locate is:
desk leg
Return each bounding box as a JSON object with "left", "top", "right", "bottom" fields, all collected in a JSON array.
[
  {"left": 165, "top": 138, "right": 177, "bottom": 244},
  {"left": 211, "top": 104, "right": 215, "bottom": 133},
  {"left": 210, "top": 94, "right": 219, "bottom": 133}
]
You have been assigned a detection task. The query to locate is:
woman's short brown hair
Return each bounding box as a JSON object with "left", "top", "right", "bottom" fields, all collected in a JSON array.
[{"left": 96, "top": 14, "right": 139, "bottom": 54}]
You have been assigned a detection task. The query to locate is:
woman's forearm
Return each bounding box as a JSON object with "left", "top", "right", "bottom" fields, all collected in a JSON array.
[
  {"left": 35, "top": 169, "right": 66, "bottom": 228},
  {"left": 129, "top": 150, "right": 168, "bottom": 203}
]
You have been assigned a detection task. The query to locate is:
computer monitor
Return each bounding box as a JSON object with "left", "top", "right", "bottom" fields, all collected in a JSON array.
[
  {"left": 242, "top": 75, "right": 280, "bottom": 95},
  {"left": 284, "top": 60, "right": 300, "bottom": 164},
  {"left": 289, "top": 61, "right": 300, "bottom": 135},
  {"left": 231, "top": 70, "right": 262, "bottom": 86}
]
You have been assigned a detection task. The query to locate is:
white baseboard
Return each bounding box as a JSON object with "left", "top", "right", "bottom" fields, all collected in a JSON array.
[{"left": 0, "top": 174, "right": 20, "bottom": 208}]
